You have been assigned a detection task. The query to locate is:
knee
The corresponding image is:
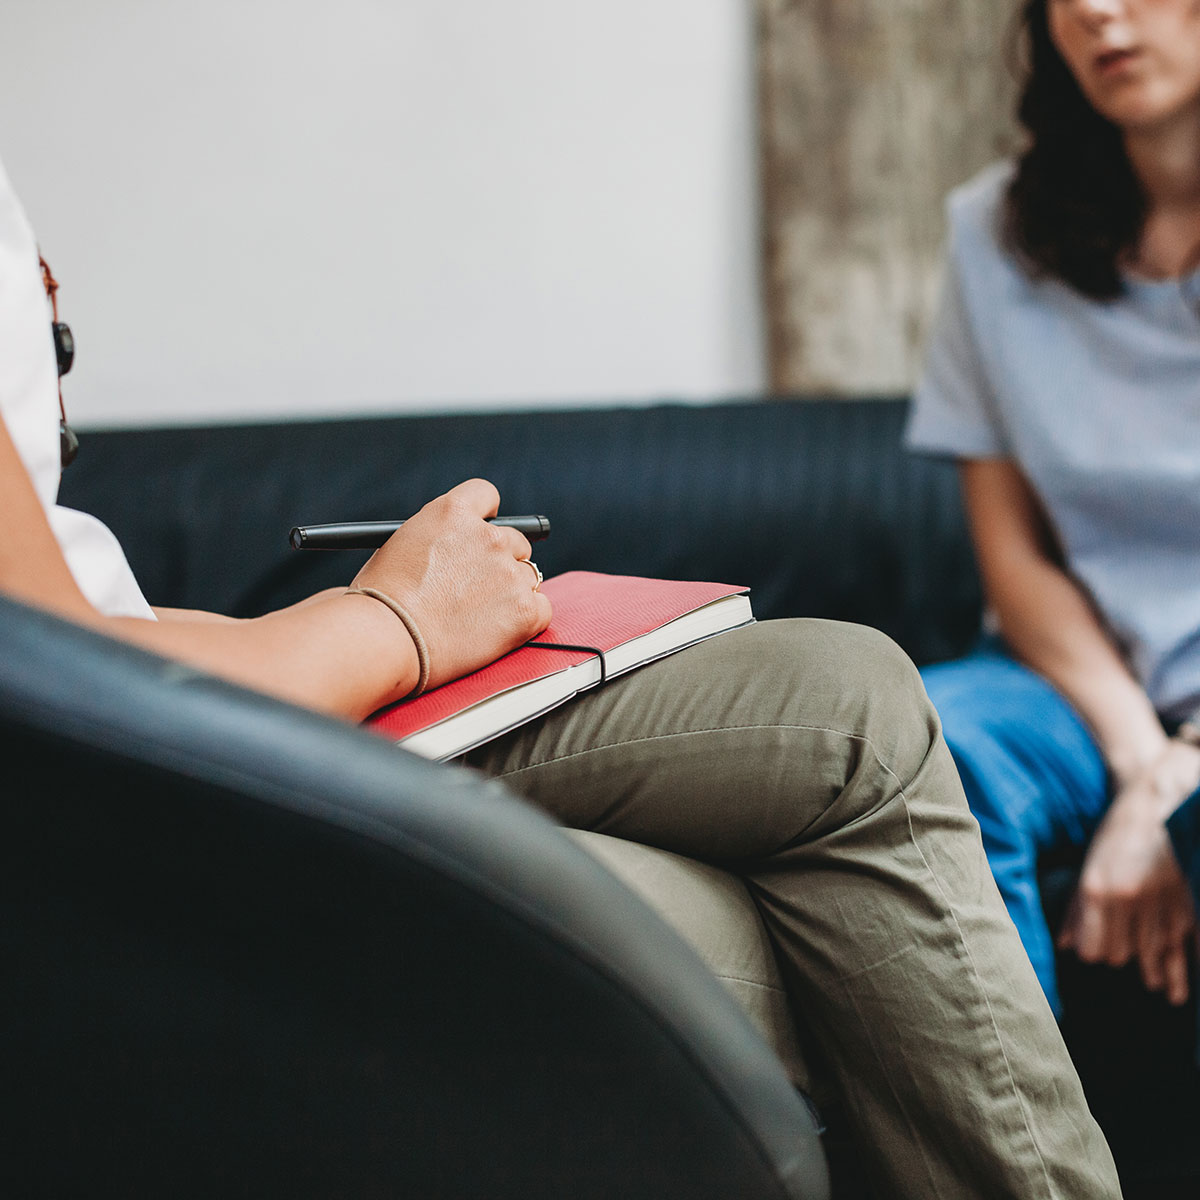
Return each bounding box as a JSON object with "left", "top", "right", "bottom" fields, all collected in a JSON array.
[
  {"left": 820, "top": 621, "right": 926, "bottom": 693},
  {"left": 707, "top": 619, "right": 942, "bottom": 790},
  {"left": 778, "top": 620, "right": 942, "bottom": 784},
  {"left": 742, "top": 621, "right": 962, "bottom": 839},
  {"left": 820, "top": 622, "right": 936, "bottom": 732}
]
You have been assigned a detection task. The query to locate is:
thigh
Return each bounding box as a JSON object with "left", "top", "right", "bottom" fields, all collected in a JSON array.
[
  {"left": 472, "top": 626, "right": 1123, "bottom": 1197},
  {"left": 467, "top": 618, "right": 940, "bottom": 863},
  {"left": 921, "top": 645, "right": 1110, "bottom": 850}
]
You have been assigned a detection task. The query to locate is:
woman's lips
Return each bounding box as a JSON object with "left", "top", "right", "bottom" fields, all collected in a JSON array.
[{"left": 1095, "top": 47, "right": 1141, "bottom": 75}]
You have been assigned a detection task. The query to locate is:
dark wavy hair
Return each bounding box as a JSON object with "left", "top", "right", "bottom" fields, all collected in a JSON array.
[{"left": 1005, "top": 0, "right": 1145, "bottom": 299}]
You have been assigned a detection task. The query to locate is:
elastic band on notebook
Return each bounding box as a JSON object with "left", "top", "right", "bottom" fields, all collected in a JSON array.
[{"left": 531, "top": 642, "right": 609, "bottom": 685}]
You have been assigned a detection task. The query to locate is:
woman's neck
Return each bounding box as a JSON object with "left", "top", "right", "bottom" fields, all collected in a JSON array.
[{"left": 1124, "top": 107, "right": 1200, "bottom": 278}]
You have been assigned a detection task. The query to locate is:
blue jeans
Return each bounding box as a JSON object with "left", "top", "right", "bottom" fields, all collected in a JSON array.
[
  {"left": 1170, "top": 786, "right": 1200, "bottom": 911},
  {"left": 921, "top": 642, "right": 1111, "bottom": 1017}
]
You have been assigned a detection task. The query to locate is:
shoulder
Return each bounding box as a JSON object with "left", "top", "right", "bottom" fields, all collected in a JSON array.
[
  {"left": 0, "top": 155, "right": 38, "bottom": 257},
  {"left": 944, "top": 160, "right": 1014, "bottom": 262},
  {"left": 937, "top": 160, "right": 1044, "bottom": 317}
]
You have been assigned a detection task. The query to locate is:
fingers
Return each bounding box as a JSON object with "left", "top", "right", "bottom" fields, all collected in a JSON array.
[
  {"left": 1057, "top": 892, "right": 1080, "bottom": 951},
  {"left": 442, "top": 477, "right": 501, "bottom": 518},
  {"left": 1139, "top": 854, "right": 1197, "bottom": 1003},
  {"left": 1070, "top": 870, "right": 1195, "bottom": 1005},
  {"left": 1143, "top": 908, "right": 1191, "bottom": 1005},
  {"left": 1101, "top": 906, "right": 1135, "bottom": 968},
  {"left": 1163, "top": 889, "right": 1196, "bottom": 1005},
  {"left": 432, "top": 482, "right": 533, "bottom": 559},
  {"left": 531, "top": 589, "right": 553, "bottom": 635},
  {"left": 1136, "top": 909, "right": 1168, "bottom": 993},
  {"left": 1072, "top": 889, "right": 1114, "bottom": 964},
  {"left": 510, "top": 550, "right": 551, "bottom": 633},
  {"left": 496, "top": 526, "right": 532, "bottom": 562},
  {"left": 1068, "top": 879, "right": 1136, "bottom": 969},
  {"left": 1164, "top": 944, "right": 1190, "bottom": 1006}
]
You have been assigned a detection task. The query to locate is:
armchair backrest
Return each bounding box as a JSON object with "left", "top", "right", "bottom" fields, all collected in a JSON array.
[{"left": 0, "top": 594, "right": 828, "bottom": 1199}]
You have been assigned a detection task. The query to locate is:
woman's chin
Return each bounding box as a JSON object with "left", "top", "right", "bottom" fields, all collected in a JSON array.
[{"left": 1088, "top": 83, "right": 1200, "bottom": 136}]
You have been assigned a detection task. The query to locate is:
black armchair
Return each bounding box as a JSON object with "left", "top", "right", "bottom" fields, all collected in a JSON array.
[{"left": 0, "top": 594, "right": 829, "bottom": 1199}]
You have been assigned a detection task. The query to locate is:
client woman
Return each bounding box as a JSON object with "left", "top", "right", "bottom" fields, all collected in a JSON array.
[
  {"left": 909, "top": 0, "right": 1200, "bottom": 1019},
  {"left": 0, "top": 151, "right": 1116, "bottom": 1196}
]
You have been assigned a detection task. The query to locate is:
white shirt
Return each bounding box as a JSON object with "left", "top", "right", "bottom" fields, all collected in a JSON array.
[
  {"left": 908, "top": 161, "right": 1200, "bottom": 721},
  {"left": 0, "top": 155, "right": 153, "bottom": 620}
]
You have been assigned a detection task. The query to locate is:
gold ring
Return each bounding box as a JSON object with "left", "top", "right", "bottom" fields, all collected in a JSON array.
[{"left": 520, "top": 558, "right": 543, "bottom": 591}]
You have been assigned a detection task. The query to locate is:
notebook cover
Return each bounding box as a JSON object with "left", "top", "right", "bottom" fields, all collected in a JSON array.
[{"left": 366, "top": 572, "right": 747, "bottom": 743}]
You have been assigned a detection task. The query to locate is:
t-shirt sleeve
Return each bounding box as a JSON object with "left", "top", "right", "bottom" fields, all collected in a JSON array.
[{"left": 906, "top": 223, "right": 1008, "bottom": 460}]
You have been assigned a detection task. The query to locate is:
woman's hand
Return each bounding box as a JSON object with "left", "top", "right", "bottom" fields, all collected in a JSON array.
[
  {"left": 1, "top": 396, "right": 545, "bottom": 718},
  {"left": 1059, "top": 740, "right": 1200, "bottom": 1005},
  {"left": 350, "top": 478, "right": 552, "bottom": 692},
  {"left": 962, "top": 460, "right": 1198, "bottom": 1002}
]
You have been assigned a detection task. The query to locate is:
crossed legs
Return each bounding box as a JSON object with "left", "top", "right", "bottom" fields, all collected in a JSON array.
[{"left": 469, "top": 620, "right": 1118, "bottom": 1197}]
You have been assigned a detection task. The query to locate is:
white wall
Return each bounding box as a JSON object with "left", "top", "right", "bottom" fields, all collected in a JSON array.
[{"left": 0, "top": 0, "right": 764, "bottom": 427}]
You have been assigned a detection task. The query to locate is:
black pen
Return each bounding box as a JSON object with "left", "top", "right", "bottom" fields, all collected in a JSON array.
[{"left": 289, "top": 514, "right": 551, "bottom": 550}]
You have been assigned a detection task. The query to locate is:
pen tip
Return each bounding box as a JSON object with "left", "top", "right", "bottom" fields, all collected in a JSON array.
[{"left": 289, "top": 527, "right": 304, "bottom": 550}]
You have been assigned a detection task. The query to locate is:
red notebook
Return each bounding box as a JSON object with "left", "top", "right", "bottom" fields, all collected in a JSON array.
[{"left": 366, "top": 571, "right": 753, "bottom": 760}]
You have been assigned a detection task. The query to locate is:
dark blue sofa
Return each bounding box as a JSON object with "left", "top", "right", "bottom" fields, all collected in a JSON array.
[{"left": 59, "top": 396, "right": 1198, "bottom": 1196}]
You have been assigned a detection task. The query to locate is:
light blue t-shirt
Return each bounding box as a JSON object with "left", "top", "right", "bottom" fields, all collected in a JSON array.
[{"left": 907, "top": 161, "right": 1200, "bottom": 721}]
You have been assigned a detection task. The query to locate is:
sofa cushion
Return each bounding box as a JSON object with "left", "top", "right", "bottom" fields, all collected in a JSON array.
[{"left": 59, "top": 398, "right": 981, "bottom": 667}]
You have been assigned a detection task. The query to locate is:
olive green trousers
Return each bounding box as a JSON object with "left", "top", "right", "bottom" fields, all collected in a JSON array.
[{"left": 469, "top": 620, "right": 1120, "bottom": 1199}]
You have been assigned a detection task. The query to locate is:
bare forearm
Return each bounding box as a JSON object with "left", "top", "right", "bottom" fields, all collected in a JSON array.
[
  {"left": 153, "top": 607, "right": 239, "bottom": 624},
  {"left": 962, "top": 459, "right": 1167, "bottom": 782},
  {"left": 2, "top": 405, "right": 543, "bottom": 726},
  {"left": 152, "top": 589, "right": 344, "bottom": 625},
  {"left": 961, "top": 458, "right": 1200, "bottom": 998},
  {"left": 105, "top": 592, "right": 418, "bottom": 721},
  {"left": 991, "top": 554, "right": 1166, "bottom": 783}
]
